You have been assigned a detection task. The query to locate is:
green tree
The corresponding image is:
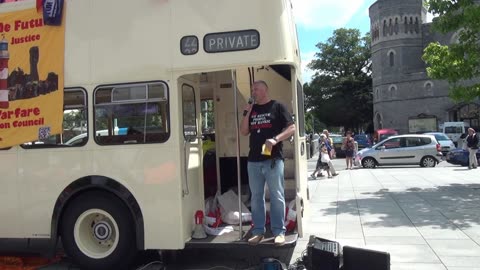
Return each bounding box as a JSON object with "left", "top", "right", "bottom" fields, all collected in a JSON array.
[
  {"left": 305, "top": 28, "right": 372, "bottom": 132},
  {"left": 422, "top": 0, "right": 480, "bottom": 101}
]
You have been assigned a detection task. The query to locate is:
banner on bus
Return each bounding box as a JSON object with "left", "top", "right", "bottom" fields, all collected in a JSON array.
[{"left": 0, "top": 6, "right": 65, "bottom": 148}]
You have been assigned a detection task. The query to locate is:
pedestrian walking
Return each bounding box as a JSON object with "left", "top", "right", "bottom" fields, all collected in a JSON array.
[
  {"left": 466, "top": 128, "right": 478, "bottom": 169},
  {"left": 311, "top": 134, "right": 338, "bottom": 178}
]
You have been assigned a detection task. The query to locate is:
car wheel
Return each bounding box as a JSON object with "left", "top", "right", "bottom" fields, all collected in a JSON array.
[
  {"left": 362, "top": 157, "right": 376, "bottom": 168},
  {"left": 60, "top": 191, "right": 137, "bottom": 270},
  {"left": 421, "top": 156, "right": 437, "bottom": 168}
]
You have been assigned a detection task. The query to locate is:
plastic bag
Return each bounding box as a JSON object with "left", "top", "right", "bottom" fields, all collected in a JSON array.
[
  {"left": 204, "top": 194, "right": 222, "bottom": 228},
  {"left": 285, "top": 200, "right": 297, "bottom": 232},
  {"left": 217, "top": 189, "right": 252, "bottom": 225}
]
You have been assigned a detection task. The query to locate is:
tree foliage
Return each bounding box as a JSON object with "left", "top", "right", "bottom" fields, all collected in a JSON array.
[
  {"left": 304, "top": 28, "right": 372, "bottom": 132},
  {"left": 422, "top": 0, "right": 480, "bottom": 101}
]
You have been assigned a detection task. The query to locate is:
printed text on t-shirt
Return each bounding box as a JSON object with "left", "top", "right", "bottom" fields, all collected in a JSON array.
[{"left": 250, "top": 112, "right": 272, "bottom": 129}]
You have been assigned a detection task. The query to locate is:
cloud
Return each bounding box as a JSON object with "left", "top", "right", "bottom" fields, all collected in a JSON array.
[
  {"left": 292, "top": 0, "right": 365, "bottom": 29},
  {"left": 301, "top": 51, "right": 316, "bottom": 83}
]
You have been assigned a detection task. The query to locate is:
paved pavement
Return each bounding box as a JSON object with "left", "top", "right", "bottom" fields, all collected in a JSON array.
[{"left": 292, "top": 156, "right": 480, "bottom": 270}]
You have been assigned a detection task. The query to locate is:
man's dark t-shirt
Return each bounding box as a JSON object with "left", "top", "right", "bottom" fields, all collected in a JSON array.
[
  {"left": 248, "top": 100, "right": 294, "bottom": 161},
  {"left": 467, "top": 133, "right": 479, "bottom": 149}
]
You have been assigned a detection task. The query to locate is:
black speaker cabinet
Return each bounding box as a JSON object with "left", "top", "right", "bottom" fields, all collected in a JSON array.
[
  {"left": 342, "top": 245, "right": 390, "bottom": 270},
  {"left": 306, "top": 235, "right": 341, "bottom": 270}
]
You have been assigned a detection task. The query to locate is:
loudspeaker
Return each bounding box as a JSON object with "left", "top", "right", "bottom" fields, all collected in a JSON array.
[
  {"left": 306, "top": 236, "right": 341, "bottom": 270},
  {"left": 342, "top": 246, "right": 390, "bottom": 270}
]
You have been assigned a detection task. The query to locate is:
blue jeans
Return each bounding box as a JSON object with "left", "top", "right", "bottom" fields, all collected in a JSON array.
[{"left": 247, "top": 159, "right": 286, "bottom": 236}]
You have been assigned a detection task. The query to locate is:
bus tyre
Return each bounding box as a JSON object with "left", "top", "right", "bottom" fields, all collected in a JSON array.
[{"left": 60, "top": 191, "right": 137, "bottom": 270}]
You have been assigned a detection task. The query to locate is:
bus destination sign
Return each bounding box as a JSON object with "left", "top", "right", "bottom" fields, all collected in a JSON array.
[{"left": 204, "top": 29, "right": 260, "bottom": 53}]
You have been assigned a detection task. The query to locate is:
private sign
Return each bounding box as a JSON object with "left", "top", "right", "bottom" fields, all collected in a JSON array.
[{"left": 204, "top": 29, "right": 259, "bottom": 53}]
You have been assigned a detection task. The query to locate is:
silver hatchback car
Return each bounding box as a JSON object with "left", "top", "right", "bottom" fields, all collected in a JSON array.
[{"left": 357, "top": 134, "right": 443, "bottom": 168}]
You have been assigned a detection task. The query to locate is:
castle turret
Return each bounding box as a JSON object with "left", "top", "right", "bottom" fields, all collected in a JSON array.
[{"left": 370, "top": 0, "right": 437, "bottom": 133}]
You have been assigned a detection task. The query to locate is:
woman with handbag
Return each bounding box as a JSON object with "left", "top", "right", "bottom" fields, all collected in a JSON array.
[{"left": 342, "top": 131, "right": 355, "bottom": 170}]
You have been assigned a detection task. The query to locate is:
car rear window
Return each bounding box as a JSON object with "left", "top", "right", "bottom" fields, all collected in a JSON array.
[
  {"left": 433, "top": 134, "right": 450, "bottom": 141},
  {"left": 379, "top": 133, "right": 396, "bottom": 141},
  {"left": 354, "top": 135, "right": 368, "bottom": 141},
  {"left": 331, "top": 136, "right": 343, "bottom": 143},
  {"left": 444, "top": 127, "right": 463, "bottom": 133}
]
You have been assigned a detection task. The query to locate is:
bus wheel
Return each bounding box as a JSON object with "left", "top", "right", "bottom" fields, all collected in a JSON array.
[{"left": 60, "top": 191, "right": 137, "bottom": 270}]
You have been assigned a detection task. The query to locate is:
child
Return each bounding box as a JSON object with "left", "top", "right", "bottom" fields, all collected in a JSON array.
[
  {"left": 310, "top": 135, "right": 333, "bottom": 179},
  {"left": 319, "top": 144, "right": 333, "bottom": 178}
]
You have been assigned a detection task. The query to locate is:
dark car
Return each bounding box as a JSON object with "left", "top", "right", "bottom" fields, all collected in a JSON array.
[
  {"left": 446, "top": 148, "right": 480, "bottom": 166},
  {"left": 330, "top": 134, "right": 345, "bottom": 157},
  {"left": 354, "top": 134, "right": 372, "bottom": 150}
]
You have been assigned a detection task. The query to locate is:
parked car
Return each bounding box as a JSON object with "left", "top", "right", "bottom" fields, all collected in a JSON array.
[
  {"left": 373, "top": 128, "right": 398, "bottom": 144},
  {"left": 330, "top": 134, "right": 344, "bottom": 157},
  {"left": 424, "top": 132, "right": 456, "bottom": 156},
  {"left": 354, "top": 134, "right": 372, "bottom": 150},
  {"left": 445, "top": 141, "right": 480, "bottom": 166},
  {"left": 356, "top": 134, "right": 443, "bottom": 168}
]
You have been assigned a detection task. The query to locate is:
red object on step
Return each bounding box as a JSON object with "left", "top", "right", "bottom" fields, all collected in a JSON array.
[{"left": 195, "top": 210, "right": 204, "bottom": 224}]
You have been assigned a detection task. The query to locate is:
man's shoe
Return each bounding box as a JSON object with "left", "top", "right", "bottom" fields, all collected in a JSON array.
[
  {"left": 274, "top": 235, "right": 285, "bottom": 246},
  {"left": 332, "top": 173, "right": 339, "bottom": 176},
  {"left": 248, "top": 234, "right": 264, "bottom": 246}
]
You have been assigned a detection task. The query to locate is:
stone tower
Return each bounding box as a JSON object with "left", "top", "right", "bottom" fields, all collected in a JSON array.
[
  {"left": 370, "top": 0, "right": 431, "bottom": 132},
  {"left": 369, "top": 0, "right": 480, "bottom": 134}
]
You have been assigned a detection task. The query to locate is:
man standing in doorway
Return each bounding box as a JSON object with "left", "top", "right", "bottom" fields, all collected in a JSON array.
[
  {"left": 466, "top": 128, "right": 478, "bottom": 169},
  {"left": 240, "top": 80, "right": 295, "bottom": 246}
]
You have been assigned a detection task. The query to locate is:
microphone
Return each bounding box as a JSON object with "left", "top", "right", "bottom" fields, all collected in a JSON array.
[{"left": 243, "top": 97, "right": 254, "bottom": 116}]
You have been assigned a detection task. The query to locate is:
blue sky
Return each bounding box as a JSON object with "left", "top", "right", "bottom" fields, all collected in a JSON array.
[{"left": 292, "top": 0, "right": 377, "bottom": 83}]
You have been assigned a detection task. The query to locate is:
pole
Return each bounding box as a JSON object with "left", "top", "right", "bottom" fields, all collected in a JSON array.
[{"left": 232, "top": 70, "right": 243, "bottom": 240}]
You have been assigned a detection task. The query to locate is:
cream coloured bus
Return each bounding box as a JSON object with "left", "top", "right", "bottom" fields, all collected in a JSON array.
[{"left": 0, "top": 0, "right": 308, "bottom": 269}]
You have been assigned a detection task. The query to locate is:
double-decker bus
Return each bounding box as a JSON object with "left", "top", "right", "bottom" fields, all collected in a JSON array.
[{"left": 0, "top": 0, "right": 308, "bottom": 269}]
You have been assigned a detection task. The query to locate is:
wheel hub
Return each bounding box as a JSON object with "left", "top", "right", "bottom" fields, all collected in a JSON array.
[{"left": 93, "top": 221, "right": 112, "bottom": 241}]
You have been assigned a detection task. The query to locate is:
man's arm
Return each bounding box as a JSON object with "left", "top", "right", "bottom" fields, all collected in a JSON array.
[
  {"left": 265, "top": 123, "right": 296, "bottom": 150},
  {"left": 275, "top": 123, "right": 295, "bottom": 141}
]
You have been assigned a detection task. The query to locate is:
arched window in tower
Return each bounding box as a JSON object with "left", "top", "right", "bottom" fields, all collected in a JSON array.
[
  {"left": 389, "top": 18, "right": 393, "bottom": 35},
  {"left": 389, "top": 85, "right": 397, "bottom": 99},
  {"left": 394, "top": 18, "right": 399, "bottom": 34},
  {"left": 383, "top": 20, "right": 387, "bottom": 36},
  {"left": 389, "top": 51, "right": 395, "bottom": 67},
  {"left": 404, "top": 17, "right": 408, "bottom": 33},
  {"left": 375, "top": 112, "right": 383, "bottom": 129},
  {"left": 375, "top": 88, "right": 379, "bottom": 100},
  {"left": 424, "top": 81, "right": 434, "bottom": 96},
  {"left": 415, "top": 17, "right": 420, "bottom": 33},
  {"left": 410, "top": 17, "right": 414, "bottom": 33}
]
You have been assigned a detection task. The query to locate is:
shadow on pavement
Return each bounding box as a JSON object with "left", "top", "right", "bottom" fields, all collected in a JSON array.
[{"left": 318, "top": 183, "right": 480, "bottom": 230}]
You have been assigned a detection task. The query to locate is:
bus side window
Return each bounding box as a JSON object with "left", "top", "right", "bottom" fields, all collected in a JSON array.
[
  {"left": 94, "top": 82, "right": 169, "bottom": 145},
  {"left": 21, "top": 88, "right": 88, "bottom": 148}
]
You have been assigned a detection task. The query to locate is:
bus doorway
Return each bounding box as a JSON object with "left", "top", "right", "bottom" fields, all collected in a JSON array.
[{"left": 179, "top": 65, "right": 307, "bottom": 254}]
